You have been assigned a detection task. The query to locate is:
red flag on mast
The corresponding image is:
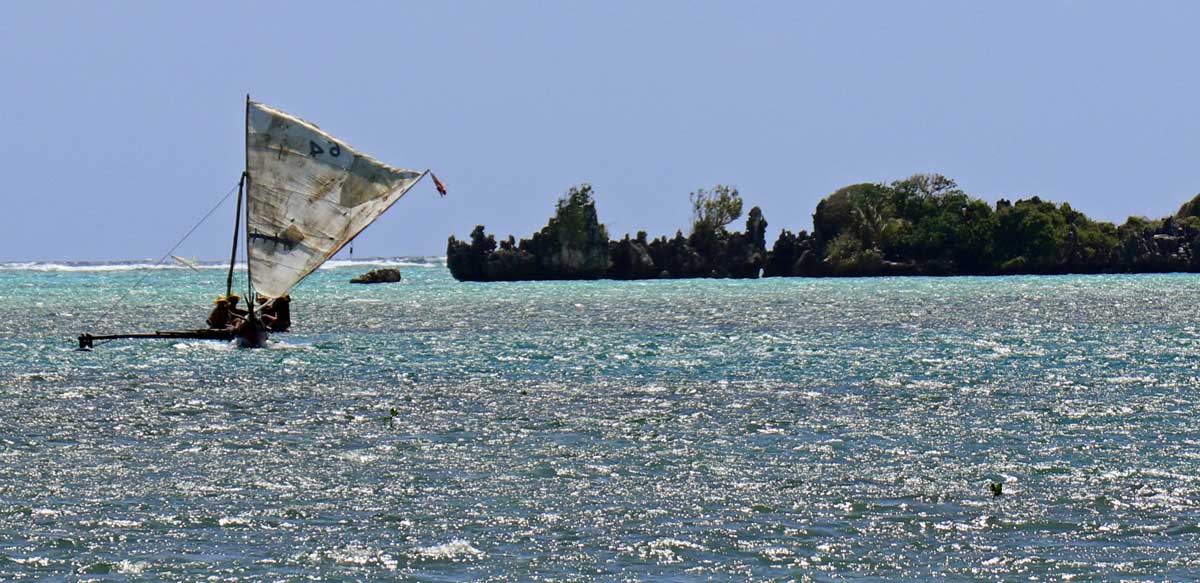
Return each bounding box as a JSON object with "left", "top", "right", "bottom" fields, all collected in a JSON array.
[{"left": 430, "top": 172, "right": 448, "bottom": 197}]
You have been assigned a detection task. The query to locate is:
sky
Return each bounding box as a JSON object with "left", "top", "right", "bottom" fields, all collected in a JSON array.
[{"left": 2, "top": 1, "right": 1198, "bottom": 262}]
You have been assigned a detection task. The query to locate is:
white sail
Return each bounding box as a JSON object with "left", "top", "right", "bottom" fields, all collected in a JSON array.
[{"left": 245, "top": 100, "right": 425, "bottom": 298}]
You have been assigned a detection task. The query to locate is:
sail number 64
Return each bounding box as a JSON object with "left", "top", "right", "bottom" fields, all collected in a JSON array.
[{"left": 309, "top": 140, "right": 341, "bottom": 158}]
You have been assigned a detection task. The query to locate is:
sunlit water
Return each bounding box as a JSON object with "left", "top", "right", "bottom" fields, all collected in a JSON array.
[{"left": 1, "top": 259, "right": 1198, "bottom": 581}]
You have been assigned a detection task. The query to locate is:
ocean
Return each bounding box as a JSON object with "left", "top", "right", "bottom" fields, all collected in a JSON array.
[{"left": 2, "top": 259, "right": 1198, "bottom": 581}]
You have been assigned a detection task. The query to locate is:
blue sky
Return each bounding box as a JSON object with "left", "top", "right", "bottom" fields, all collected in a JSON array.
[{"left": 3, "top": 1, "right": 1198, "bottom": 261}]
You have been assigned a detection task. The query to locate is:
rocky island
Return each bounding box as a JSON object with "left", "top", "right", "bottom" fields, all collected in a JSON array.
[
  {"left": 350, "top": 268, "right": 402, "bottom": 284},
  {"left": 448, "top": 174, "right": 1200, "bottom": 281},
  {"left": 448, "top": 184, "right": 767, "bottom": 281}
]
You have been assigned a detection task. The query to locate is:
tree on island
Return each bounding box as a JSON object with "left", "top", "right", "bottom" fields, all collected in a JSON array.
[
  {"left": 448, "top": 182, "right": 768, "bottom": 281},
  {"left": 549, "top": 184, "right": 608, "bottom": 248},
  {"left": 685, "top": 184, "right": 746, "bottom": 275},
  {"left": 449, "top": 174, "right": 1200, "bottom": 281},
  {"left": 690, "top": 185, "right": 744, "bottom": 235},
  {"left": 771, "top": 172, "right": 1200, "bottom": 276},
  {"left": 448, "top": 183, "right": 613, "bottom": 280},
  {"left": 530, "top": 183, "right": 612, "bottom": 278},
  {"left": 672, "top": 184, "right": 767, "bottom": 278}
]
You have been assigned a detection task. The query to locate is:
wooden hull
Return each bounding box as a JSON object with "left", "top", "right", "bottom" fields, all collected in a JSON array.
[{"left": 235, "top": 326, "right": 269, "bottom": 348}]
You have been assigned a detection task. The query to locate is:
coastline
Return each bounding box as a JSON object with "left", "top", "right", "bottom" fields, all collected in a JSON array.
[{"left": 448, "top": 175, "right": 1200, "bottom": 282}]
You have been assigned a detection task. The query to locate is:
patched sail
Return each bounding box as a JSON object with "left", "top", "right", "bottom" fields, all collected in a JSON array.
[{"left": 245, "top": 100, "right": 425, "bottom": 298}]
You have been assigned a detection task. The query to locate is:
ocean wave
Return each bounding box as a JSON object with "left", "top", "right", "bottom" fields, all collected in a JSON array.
[
  {"left": 0, "top": 257, "right": 446, "bottom": 272},
  {"left": 296, "top": 546, "right": 398, "bottom": 569},
  {"left": 321, "top": 257, "right": 446, "bottom": 270},
  {"left": 410, "top": 540, "right": 486, "bottom": 562}
]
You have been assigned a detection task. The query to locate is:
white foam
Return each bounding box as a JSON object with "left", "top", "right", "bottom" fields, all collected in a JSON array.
[
  {"left": 218, "top": 516, "right": 252, "bottom": 527},
  {"left": 172, "top": 341, "right": 236, "bottom": 352},
  {"left": 410, "top": 540, "right": 485, "bottom": 561},
  {"left": 337, "top": 451, "right": 379, "bottom": 464},
  {"left": 321, "top": 257, "right": 446, "bottom": 270},
  {"left": 760, "top": 546, "right": 793, "bottom": 561},
  {"left": 0, "top": 261, "right": 206, "bottom": 272},
  {"left": 298, "top": 546, "right": 398, "bottom": 569},
  {"left": 651, "top": 538, "right": 706, "bottom": 551},
  {"left": 266, "top": 340, "right": 314, "bottom": 351},
  {"left": 114, "top": 560, "right": 148, "bottom": 575},
  {"left": 99, "top": 518, "right": 142, "bottom": 528},
  {"left": 0, "top": 256, "right": 445, "bottom": 273}
]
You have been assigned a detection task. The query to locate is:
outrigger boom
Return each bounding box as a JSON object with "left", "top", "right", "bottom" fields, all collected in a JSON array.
[{"left": 78, "top": 329, "right": 235, "bottom": 351}]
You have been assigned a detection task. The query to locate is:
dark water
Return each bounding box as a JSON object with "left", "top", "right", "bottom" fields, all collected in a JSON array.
[{"left": 1, "top": 260, "right": 1198, "bottom": 581}]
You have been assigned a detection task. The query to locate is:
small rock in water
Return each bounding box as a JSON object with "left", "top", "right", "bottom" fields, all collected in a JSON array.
[
  {"left": 350, "top": 268, "right": 402, "bottom": 284},
  {"left": 989, "top": 482, "right": 1003, "bottom": 497}
]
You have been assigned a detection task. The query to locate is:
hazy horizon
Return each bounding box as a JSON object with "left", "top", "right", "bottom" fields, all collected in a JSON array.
[{"left": 4, "top": 1, "right": 1198, "bottom": 262}]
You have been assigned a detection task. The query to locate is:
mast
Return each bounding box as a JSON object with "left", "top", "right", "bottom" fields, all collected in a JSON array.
[
  {"left": 240, "top": 94, "right": 267, "bottom": 349},
  {"left": 243, "top": 95, "right": 259, "bottom": 325},
  {"left": 225, "top": 173, "right": 244, "bottom": 297}
]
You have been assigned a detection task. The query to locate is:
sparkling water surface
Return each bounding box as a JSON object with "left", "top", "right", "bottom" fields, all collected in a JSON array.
[{"left": 1, "top": 260, "right": 1198, "bottom": 581}]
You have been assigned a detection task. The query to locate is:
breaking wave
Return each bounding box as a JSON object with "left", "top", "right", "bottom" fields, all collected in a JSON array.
[{"left": 0, "top": 257, "right": 446, "bottom": 272}]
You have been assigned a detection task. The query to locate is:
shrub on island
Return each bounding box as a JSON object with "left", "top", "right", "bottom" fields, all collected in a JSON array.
[
  {"left": 448, "top": 174, "right": 1200, "bottom": 281},
  {"left": 447, "top": 184, "right": 768, "bottom": 281}
]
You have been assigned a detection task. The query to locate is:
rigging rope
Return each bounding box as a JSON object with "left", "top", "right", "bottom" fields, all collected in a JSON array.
[{"left": 84, "top": 181, "right": 241, "bottom": 343}]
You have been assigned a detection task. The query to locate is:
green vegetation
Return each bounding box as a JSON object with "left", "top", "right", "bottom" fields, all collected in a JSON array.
[
  {"left": 550, "top": 183, "right": 608, "bottom": 247},
  {"left": 788, "top": 173, "right": 1200, "bottom": 276},
  {"left": 690, "top": 185, "right": 744, "bottom": 234},
  {"left": 450, "top": 174, "right": 1200, "bottom": 281},
  {"left": 450, "top": 183, "right": 768, "bottom": 281}
]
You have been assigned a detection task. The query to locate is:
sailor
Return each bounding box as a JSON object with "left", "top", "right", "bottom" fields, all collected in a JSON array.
[
  {"left": 229, "top": 294, "right": 250, "bottom": 328},
  {"left": 255, "top": 295, "right": 291, "bottom": 332},
  {"left": 255, "top": 296, "right": 279, "bottom": 330},
  {"left": 206, "top": 296, "right": 233, "bottom": 329},
  {"left": 268, "top": 295, "right": 291, "bottom": 332},
  {"left": 207, "top": 294, "right": 248, "bottom": 329}
]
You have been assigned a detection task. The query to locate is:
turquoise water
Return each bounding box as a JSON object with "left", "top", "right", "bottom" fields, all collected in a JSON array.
[{"left": 2, "top": 260, "right": 1199, "bottom": 581}]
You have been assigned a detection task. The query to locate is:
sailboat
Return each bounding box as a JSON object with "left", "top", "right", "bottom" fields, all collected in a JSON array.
[{"left": 78, "top": 97, "right": 445, "bottom": 350}]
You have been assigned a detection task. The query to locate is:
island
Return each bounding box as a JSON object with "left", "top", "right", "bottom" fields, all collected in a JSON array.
[
  {"left": 350, "top": 268, "right": 402, "bottom": 284},
  {"left": 448, "top": 174, "right": 1200, "bottom": 281}
]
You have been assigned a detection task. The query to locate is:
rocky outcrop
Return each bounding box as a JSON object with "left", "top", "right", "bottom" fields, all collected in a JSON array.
[
  {"left": 647, "top": 232, "right": 707, "bottom": 278},
  {"left": 350, "top": 268, "right": 402, "bottom": 284},
  {"left": 764, "top": 229, "right": 819, "bottom": 277},
  {"left": 641, "top": 207, "right": 769, "bottom": 279},
  {"left": 448, "top": 185, "right": 614, "bottom": 281},
  {"left": 447, "top": 209, "right": 771, "bottom": 282},
  {"left": 720, "top": 206, "right": 768, "bottom": 278},
  {"left": 520, "top": 188, "right": 612, "bottom": 279},
  {"left": 446, "top": 226, "right": 495, "bottom": 282},
  {"left": 446, "top": 186, "right": 771, "bottom": 281},
  {"left": 609, "top": 232, "right": 658, "bottom": 279},
  {"left": 484, "top": 237, "right": 539, "bottom": 281},
  {"left": 448, "top": 176, "right": 1200, "bottom": 282}
]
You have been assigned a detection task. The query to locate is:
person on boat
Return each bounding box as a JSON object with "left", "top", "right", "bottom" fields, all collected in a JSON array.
[
  {"left": 206, "top": 296, "right": 233, "bottom": 329},
  {"left": 207, "top": 294, "right": 248, "bottom": 329},
  {"left": 264, "top": 295, "right": 291, "bottom": 332},
  {"left": 227, "top": 294, "right": 249, "bottom": 325},
  {"left": 255, "top": 296, "right": 278, "bottom": 330}
]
